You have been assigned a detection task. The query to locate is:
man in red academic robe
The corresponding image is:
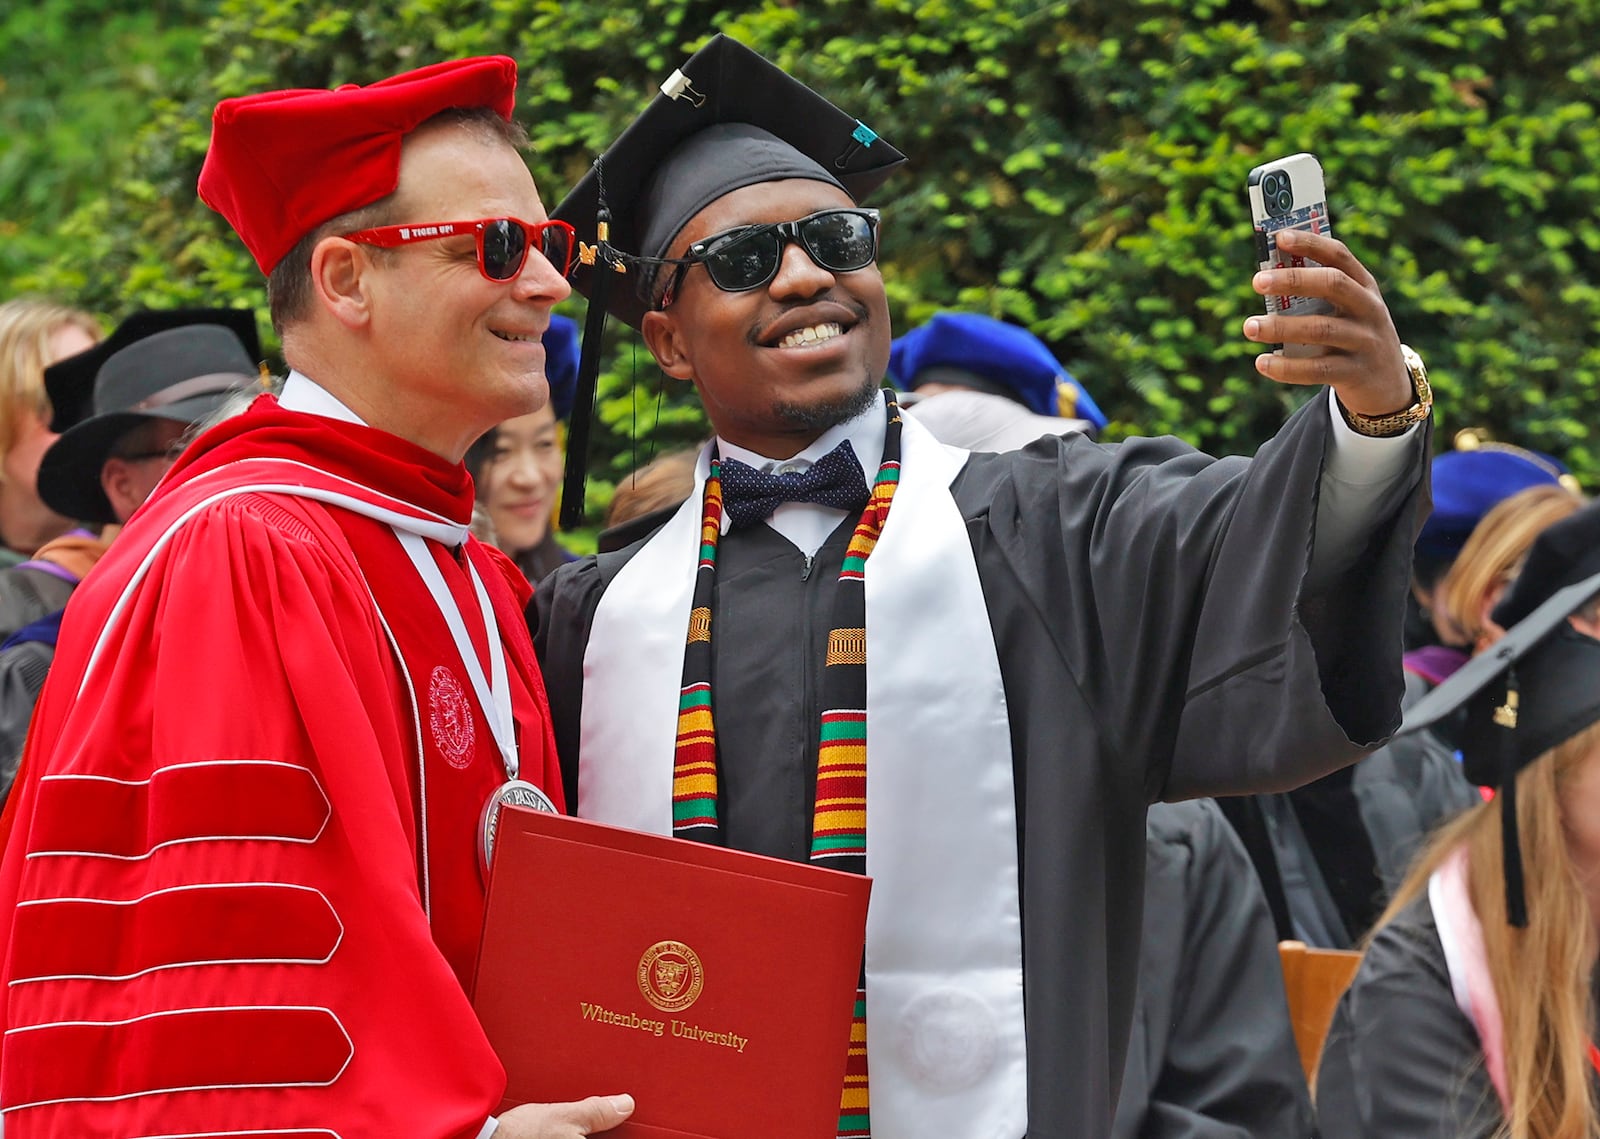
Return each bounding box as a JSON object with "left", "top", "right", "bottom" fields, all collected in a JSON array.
[{"left": 0, "top": 58, "right": 632, "bottom": 1139}]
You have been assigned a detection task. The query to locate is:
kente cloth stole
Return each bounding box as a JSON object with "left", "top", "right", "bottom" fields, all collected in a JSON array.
[{"left": 672, "top": 398, "right": 903, "bottom": 1139}]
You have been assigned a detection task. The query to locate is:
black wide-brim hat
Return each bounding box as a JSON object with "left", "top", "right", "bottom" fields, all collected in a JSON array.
[
  {"left": 43, "top": 308, "right": 261, "bottom": 435},
  {"left": 39, "top": 323, "right": 259, "bottom": 524},
  {"left": 1400, "top": 500, "right": 1600, "bottom": 925}
]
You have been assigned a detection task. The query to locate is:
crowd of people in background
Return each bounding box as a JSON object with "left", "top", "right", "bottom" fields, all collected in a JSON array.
[{"left": 0, "top": 32, "right": 1595, "bottom": 1139}]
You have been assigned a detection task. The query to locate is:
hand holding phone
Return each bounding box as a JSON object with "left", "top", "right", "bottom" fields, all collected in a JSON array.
[
  {"left": 1248, "top": 153, "right": 1334, "bottom": 358},
  {"left": 1241, "top": 155, "right": 1413, "bottom": 420}
]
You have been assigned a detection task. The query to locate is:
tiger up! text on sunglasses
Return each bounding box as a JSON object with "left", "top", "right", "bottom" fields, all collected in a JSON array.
[
  {"left": 658, "top": 208, "right": 881, "bottom": 307},
  {"left": 342, "top": 217, "right": 577, "bottom": 282}
]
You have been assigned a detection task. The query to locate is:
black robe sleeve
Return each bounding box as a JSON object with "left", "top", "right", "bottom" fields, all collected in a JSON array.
[
  {"left": 1113, "top": 800, "right": 1315, "bottom": 1139},
  {"left": 1317, "top": 895, "right": 1503, "bottom": 1139},
  {"left": 952, "top": 394, "right": 1427, "bottom": 804}
]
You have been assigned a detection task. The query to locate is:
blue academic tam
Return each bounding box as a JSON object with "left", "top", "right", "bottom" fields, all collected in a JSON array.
[
  {"left": 888, "top": 312, "right": 1106, "bottom": 429},
  {"left": 544, "top": 314, "right": 581, "bottom": 421},
  {"left": 1419, "top": 445, "right": 1572, "bottom": 558}
]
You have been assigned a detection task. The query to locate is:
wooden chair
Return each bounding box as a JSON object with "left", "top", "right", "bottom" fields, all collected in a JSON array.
[{"left": 1278, "top": 939, "right": 1363, "bottom": 1084}]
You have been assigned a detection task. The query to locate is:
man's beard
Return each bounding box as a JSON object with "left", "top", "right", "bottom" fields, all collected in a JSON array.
[{"left": 769, "top": 371, "right": 882, "bottom": 434}]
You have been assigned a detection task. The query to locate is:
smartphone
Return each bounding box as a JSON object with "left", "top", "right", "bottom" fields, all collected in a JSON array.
[{"left": 1248, "top": 153, "right": 1334, "bottom": 358}]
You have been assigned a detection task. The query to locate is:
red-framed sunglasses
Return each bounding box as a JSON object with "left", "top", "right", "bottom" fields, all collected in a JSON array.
[{"left": 341, "top": 217, "right": 577, "bottom": 281}]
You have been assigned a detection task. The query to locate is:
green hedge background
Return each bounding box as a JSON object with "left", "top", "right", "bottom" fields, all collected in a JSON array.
[{"left": 5, "top": 0, "right": 1600, "bottom": 524}]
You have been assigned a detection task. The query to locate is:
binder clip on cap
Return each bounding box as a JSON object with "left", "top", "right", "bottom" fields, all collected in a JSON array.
[{"left": 661, "top": 69, "right": 706, "bottom": 107}]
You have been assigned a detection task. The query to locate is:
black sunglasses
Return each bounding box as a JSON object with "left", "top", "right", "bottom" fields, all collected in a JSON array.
[
  {"left": 659, "top": 208, "right": 881, "bottom": 306},
  {"left": 343, "top": 217, "right": 578, "bottom": 282}
]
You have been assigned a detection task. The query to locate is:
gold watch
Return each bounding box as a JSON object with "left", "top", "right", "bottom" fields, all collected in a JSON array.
[{"left": 1341, "top": 345, "right": 1433, "bottom": 437}]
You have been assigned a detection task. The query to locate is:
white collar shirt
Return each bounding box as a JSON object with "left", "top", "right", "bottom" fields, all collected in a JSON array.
[
  {"left": 714, "top": 392, "right": 888, "bottom": 560},
  {"left": 277, "top": 370, "right": 369, "bottom": 427}
]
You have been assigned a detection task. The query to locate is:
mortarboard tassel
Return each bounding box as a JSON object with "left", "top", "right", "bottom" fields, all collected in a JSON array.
[
  {"left": 1494, "top": 669, "right": 1528, "bottom": 927},
  {"left": 560, "top": 188, "right": 617, "bottom": 530}
]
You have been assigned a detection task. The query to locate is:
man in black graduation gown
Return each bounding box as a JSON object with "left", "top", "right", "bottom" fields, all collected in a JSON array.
[{"left": 533, "top": 34, "right": 1431, "bottom": 1139}]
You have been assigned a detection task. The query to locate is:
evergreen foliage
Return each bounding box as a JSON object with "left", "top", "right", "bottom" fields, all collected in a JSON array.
[{"left": 6, "top": 0, "right": 1600, "bottom": 519}]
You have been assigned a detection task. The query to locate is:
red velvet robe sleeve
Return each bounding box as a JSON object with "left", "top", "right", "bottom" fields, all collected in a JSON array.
[{"left": 0, "top": 493, "right": 503, "bottom": 1137}]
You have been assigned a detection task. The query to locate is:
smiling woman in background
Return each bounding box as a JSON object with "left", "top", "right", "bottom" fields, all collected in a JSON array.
[
  {"left": 466, "top": 313, "right": 580, "bottom": 583},
  {"left": 0, "top": 300, "right": 101, "bottom": 564}
]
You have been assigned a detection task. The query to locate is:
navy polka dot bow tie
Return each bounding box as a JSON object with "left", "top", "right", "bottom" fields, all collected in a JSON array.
[{"left": 718, "top": 440, "right": 871, "bottom": 530}]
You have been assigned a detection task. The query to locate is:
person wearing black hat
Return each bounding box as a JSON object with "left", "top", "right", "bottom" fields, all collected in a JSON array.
[
  {"left": 1318, "top": 500, "right": 1600, "bottom": 1139},
  {"left": 35, "top": 311, "right": 264, "bottom": 526},
  {"left": 0, "top": 60, "right": 629, "bottom": 1139},
  {"left": 0, "top": 308, "right": 262, "bottom": 648},
  {"left": 534, "top": 34, "right": 1430, "bottom": 1138},
  {"left": 0, "top": 314, "right": 262, "bottom": 807}
]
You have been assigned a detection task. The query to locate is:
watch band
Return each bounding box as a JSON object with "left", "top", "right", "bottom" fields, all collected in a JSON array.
[{"left": 1340, "top": 344, "right": 1433, "bottom": 437}]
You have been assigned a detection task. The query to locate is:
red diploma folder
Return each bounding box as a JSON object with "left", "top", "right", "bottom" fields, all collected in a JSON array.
[{"left": 473, "top": 807, "right": 872, "bottom": 1139}]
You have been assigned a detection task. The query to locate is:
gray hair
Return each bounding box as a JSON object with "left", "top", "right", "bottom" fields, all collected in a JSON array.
[{"left": 172, "top": 373, "right": 281, "bottom": 456}]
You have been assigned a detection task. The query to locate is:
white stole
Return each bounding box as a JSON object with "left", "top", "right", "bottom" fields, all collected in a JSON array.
[{"left": 580, "top": 410, "right": 1027, "bottom": 1137}]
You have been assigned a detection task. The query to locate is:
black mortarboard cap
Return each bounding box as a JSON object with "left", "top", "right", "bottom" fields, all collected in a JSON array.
[
  {"left": 550, "top": 33, "right": 906, "bottom": 527},
  {"left": 554, "top": 34, "right": 906, "bottom": 328},
  {"left": 1492, "top": 502, "right": 1600, "bottom": 630},
  {"left": 1400, "top": 500, "right": 1600, "bottom": 925},
  {"left": 43, "top": 309, "right": 262, "bottom": 434}
]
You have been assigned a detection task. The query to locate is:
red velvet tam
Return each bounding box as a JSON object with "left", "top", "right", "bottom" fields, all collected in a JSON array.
[{"left": 198, "top": 56, "right": 518, "bottom": 275}]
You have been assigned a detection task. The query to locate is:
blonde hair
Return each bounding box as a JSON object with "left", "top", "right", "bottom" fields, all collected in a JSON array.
[
  {"left": 0, "top": 299, "right": 101, "bottom": 459},
  {"left": 606, "top": 448, "right": 699, "bottom": 528},
  {"left": 1377, "top": 718, "right": 1600, "bottom": 1139},
  {"left": 1440, "top": 485, "right": 1585, "bottom": 648}
]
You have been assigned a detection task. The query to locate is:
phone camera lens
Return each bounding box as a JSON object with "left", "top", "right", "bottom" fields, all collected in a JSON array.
[{"left": 1262, "top": 170, "right": 1294, "bottom": 218}]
